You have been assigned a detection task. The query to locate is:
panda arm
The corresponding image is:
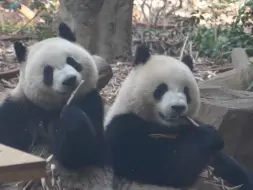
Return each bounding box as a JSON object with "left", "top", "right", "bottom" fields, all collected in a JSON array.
[
  {"left": 209, "top": 150, "right": 253, "bottom": 189},
  {"left": 72, "top": 89, "right": 104, "bottom": 141},
  {"left": 193, "top": 120, "right": 253, "bottom": 188},
  {"left": 72, "top": 89, "right": 105, "bottom": 157},
  {"left": 48, "top": 89, "right": 105, "bottom": 169},
  {"left": 195, "top": 120, "right": 253, "bottom": 188},
  {"left": 0, "top": 98, "right": 33, "bottom": 151}
]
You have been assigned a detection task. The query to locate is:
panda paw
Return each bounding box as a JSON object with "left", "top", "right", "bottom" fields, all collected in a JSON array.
[
  {"left": 48, "top": 105, "right": 102, "bottom": 169},
  {"left": 60, "top": 105, "right": 95, "bottom": 133},
  {"left": 60, "top": 105, "right": 84, "bottom": 125}
]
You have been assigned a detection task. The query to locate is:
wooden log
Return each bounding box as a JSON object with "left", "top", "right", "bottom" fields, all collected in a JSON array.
[{"left": 0, "top": 144, "right": 46, "bottom": 183}]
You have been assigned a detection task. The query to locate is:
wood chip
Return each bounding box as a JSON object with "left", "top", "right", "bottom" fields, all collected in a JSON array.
[{"left": 149, "top": 134, "right": 178, "bottom": 139}]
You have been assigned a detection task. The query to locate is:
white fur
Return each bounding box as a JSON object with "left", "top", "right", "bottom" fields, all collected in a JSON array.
[
  {"left": 157, "top": 91, "right": 188, "bottom": 122},
  {"left": 105, "top": 55, "right": 200, "bottom": 127},
  {"left": 53, "top": 64, "right": 82, "bottom": 93},
  {"left": 12, "top": 37, "right": 99, "bottom": 110}
]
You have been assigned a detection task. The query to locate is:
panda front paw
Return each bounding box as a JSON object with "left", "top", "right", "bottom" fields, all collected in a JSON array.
[
  {"left": 60, "top": 105, "right": 84, "bottom": 128},
  {"left": 61, "top": 104, "right": 96, "bottom": 135},
  {"left": 47, "top": 104, "right": 96, "bottom": 138},
  {"left": 48, "top": 104, "right": 104, "bottom": 169}
]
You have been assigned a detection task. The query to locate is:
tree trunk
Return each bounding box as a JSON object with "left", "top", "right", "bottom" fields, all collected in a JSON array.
[
  {"left": 111, "top": 0, "right": 133, "bottom": 61},
  {"left": 58, "top": 0, "right": 133, "bottom": 64}
]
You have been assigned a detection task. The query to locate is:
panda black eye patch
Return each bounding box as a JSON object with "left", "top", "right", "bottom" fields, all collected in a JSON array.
[
  {"left": 66, "top": 57, "right": 83, "bottom": 72},
  {"left": 184, "top": 87, "right": 191, "bottom": 103},
  {"left": 43, "top": 65, "right": 54, "bottom": 86},
  {"left": 154, "top": 83, "right": 168, "bottom": 100}
]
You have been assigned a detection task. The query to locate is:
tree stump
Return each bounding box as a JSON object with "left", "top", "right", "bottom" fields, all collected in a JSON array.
[{"left": 197, "top": 85, "right": 253, "bottom": 170}]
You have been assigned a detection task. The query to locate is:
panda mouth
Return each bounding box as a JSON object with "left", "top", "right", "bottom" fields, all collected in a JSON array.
[
  {"left": 57, "top": 90, "right": 71, "bottom": 95},
  {"left": 57, "top": 86, "right": 77, "bottom": 95},
  {"left": 159, "top": 112, "right": 183, "bottom": 122}
]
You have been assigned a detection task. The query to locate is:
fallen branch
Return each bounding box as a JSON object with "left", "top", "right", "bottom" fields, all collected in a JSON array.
[
  {"left": 0, "top": 35, "right": 37, "bottom": 41},
  {"left": 0, "top": 68, "right": 19, "bottom": 79},
  {"left": 179, "top": 34, "right": 189, "bottom": 61}
]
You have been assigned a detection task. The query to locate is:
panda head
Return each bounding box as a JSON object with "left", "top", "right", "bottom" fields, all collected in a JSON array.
[
  {"left": 106, "top": 44, "right": 200, "bottom": 126},
  {"left": 12, "top": 23, "right": 98, "bottom": 110}
]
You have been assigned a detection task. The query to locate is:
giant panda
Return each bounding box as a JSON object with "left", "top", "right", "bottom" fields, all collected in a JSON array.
[
  {"left": 105, "top": 44, "right": 253, "bottom": 189},
  {"left": 0, "top": 22, "right": 105, "bottom": 170}
]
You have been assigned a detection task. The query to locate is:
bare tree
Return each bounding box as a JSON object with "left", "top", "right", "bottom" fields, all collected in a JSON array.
[
  {"left": 58, "top": 0, "right": 133, "bottom": 63},
  {"left": 153, "top": 0, "right": 171, "bottom": 26},
  {"left": 135, "top": 0, "right": 179, "bottom": 27}
]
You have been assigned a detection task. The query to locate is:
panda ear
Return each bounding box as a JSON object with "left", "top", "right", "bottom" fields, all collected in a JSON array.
[
  {"left": 134, "top": 44, "right": 151, "bottom": 66},
  {"left": 13, "top": 41, "right": 27, "bottom": 63},
  {"left": 182, "top": 55, "right": 194, "bottom": 71},
  {"left": 58, "top": 22, "right": 76, "bottom": 42}
]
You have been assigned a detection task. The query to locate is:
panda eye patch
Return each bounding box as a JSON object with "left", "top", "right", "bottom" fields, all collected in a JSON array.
[
  {"left": 184, "top": 87, "right": 191, "bottom": 103},
  {"left": 43, "top": 65, "right": 54, "bottom": 86},
  {"left": 154, "top": 83, "right": 168, "bottom": 100},
  {"left": 66, "top": 57, "right": 83, "bottom": 72}
]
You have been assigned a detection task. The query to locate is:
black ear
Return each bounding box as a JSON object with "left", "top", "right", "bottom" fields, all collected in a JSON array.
[
  {"left": 134, "top": 44, "right": 151, "bottom": 66},
  {"left": 182, "top": 55, "right": 194, "bottom": 71},
  {"left": 58, "top": 22, "right": 76, "bottom": 42},
  {"left": 13, "top": 41, "right": 27, "bottom": 63}
]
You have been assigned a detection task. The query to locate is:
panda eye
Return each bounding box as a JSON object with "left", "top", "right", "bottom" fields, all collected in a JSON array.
[
  {"left": 66, "top": 57, "right": 83, "bottom": 72},
  {"left": 43, "top": 65, "right": 54, "bottom": 86},
  {"left": 184, "top": 87, "right": 191, "bottom": 103},
  {"left": 154, "top": 83, "right": 168, "bottom": 100}
]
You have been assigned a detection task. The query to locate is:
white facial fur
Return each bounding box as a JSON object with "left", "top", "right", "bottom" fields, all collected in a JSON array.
[
  {"left": 105, "top": 55, "right": 200, "bottom": 127},
  {"left": 12, "top": 37, "right": 98, "bottom": 110},
  {"left": 53, "top": 64, "right": 82, "bottom": 94},
  {"left": 156, "top": 91, "right": 188, "bottom": 125}
]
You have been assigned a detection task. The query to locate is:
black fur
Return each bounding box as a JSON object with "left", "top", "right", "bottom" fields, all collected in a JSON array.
[
  {"left": 66, "top": 57, "right": 83, "bottom": 72},
  {"left": 182, "top": 55, "right": 194, "bottom": 71},
  {"left": 58, "top": 23, "right": 76, "bottom": 42},
  {"left": 0, "top": 97, "right": 56, "bottom": 151},
  {"left": 43, "top": 65, "right": 54, "bottom": 86},
  {"left": 153, "top": 83, "right": 168, "bottom": 100},
  {"left": 105, "top": 113, "right": 224, "bottom": 188},
  {"left": 48, "top": 89, "right": 106, "bottom": 169},
  {"left": 134, "top": 44, "right": 151, "bottom": 66},
  {"left": 13, "top": 41, "right": 27, "bottom": 62},
  {"left": 183, "top": 87, "right": 191, "bottom": 104}
]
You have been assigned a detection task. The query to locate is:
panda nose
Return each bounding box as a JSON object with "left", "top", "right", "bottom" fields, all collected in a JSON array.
[
  {"left": 62, "top": 76, "right": 77, "bottom": 86},
  {"left": 171, "top": 105, "right": 186, "bottom": 114}
]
